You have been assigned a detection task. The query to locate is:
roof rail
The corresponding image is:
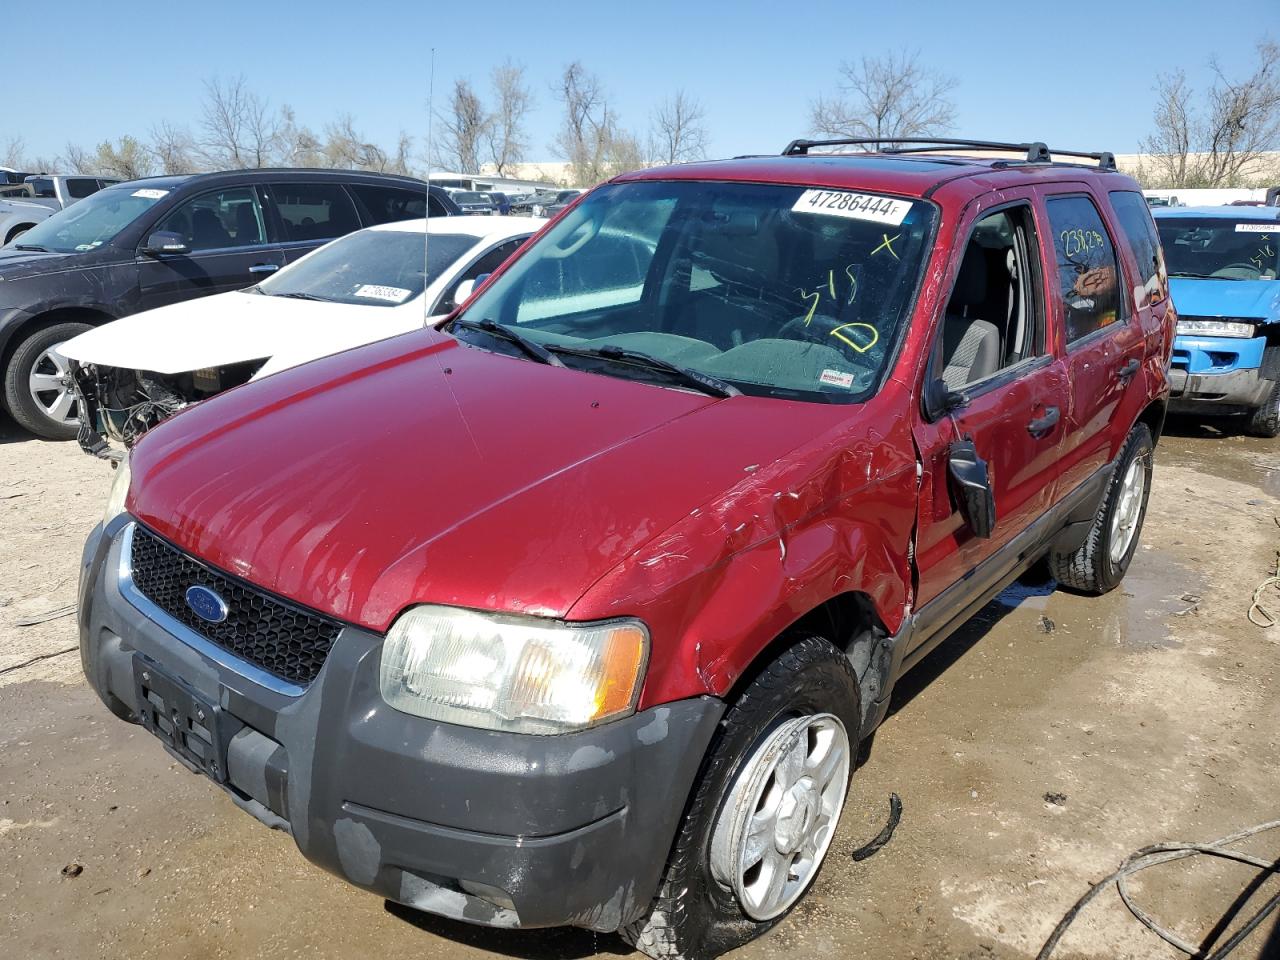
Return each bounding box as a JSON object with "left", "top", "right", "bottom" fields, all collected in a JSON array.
[{"left": 781, "top": 138, "right": 1117, "bottom": 171}]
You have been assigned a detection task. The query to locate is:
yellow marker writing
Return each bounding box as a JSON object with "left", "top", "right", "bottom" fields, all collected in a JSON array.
[
  {"left": 872, "top": 233, "right": 901, "bottom": 260},
  {"left": 829, "top": 322, "right": 879, "bottom": 353}
]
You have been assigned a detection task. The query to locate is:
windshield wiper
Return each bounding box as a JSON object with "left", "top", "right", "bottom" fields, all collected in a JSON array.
[
  {"left": 265, "top": 291, "right": 331, "bottom": 301},
  {"left": 548, "top": 344, "right": 740, "bottom": 398},
  {"left": 452, "top": 318, "right": 564, "bottom": 367},
  {"left": 12, "top": 243, "right": 49, "bottom": 252}
]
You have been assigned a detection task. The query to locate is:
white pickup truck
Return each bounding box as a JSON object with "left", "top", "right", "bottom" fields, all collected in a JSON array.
[{"left": 0, "top": 174, "right": 120, "bottom": 245}]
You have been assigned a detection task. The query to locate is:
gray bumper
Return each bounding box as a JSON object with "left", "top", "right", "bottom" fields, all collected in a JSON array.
[
  {"left": 78, "top": 520, "right": 724, "bottom": 931},
  {"left": 1168, "top": 366, "right": 1273, "bottom": 412}
]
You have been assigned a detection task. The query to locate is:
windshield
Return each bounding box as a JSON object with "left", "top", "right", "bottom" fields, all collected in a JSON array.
[
  {"left": 258, "top": 229, "right": 475, "bottom": 306},
  {"left": 1156, "top": 217, "right": 1278, "bottom": 280},
  {"left": 454, "top": 192, "right": 489, "bottom": 204},
  {"left": 454, "top": 180, "right": 935, "bottom": 402},
  {"left": 13, "top": 185, "right": 169, "bottom": 253}
]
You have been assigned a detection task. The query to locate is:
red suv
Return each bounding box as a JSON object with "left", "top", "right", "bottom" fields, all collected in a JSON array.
[{"left": 79, "top": 139, "right": 1172, "bottom": 959}]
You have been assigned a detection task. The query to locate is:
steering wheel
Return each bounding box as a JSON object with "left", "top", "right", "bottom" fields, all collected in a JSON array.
[
  {"left": 1211, "top": 262, "right": 1259, "bottom": 278},
  {"left": 777, "top": 313, "right": 881, "bottom": 357}
]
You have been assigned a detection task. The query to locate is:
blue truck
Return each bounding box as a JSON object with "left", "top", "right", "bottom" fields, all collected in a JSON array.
[{"left": 1153, "top": 205, "right": 1280, "bottom": 437}]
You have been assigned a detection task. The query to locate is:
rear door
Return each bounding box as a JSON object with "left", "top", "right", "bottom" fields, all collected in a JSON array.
[
  {"left": 264, "top": 181, "right": 363, "bottom": 264},
  {"left": 912, "top": 195, "right": 1070, "bottom": 620},
  {"left": 136, "top": 184, "right": 284, "bottom": 310},
  {"left": 1041, "top": 192, "right": 1146, "bottom": 499}
]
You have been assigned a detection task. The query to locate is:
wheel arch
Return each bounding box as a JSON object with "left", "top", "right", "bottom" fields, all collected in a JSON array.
[
  {"left": 0, "top": 306, "right": 115, "bottom": 373},
  {"left": 1136, "top": 396, "right": 1167, "bottom": 446}
]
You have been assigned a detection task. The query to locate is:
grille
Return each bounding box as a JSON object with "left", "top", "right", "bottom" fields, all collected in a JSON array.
[{"left": 129, "top": 525, "right": 341, "bottom": 686}]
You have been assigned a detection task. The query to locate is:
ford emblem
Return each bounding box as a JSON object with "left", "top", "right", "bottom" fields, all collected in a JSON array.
[{"left": 185, "top": 585, "right": 229, "bottom": 624}]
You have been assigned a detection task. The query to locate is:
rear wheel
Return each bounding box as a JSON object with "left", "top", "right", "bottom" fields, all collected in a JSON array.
[
  {"left": 1049, "top": 423, "right": 1154, "bottom": 594},
  {"left": 3, "top": 321, "right": 92, "bottom": 440},
  {"left": 622, "top": 635, "right": 860, "bottom": 960},
  {"left": 1247, "top": 377, "right": 1280, "bottom": 438}
]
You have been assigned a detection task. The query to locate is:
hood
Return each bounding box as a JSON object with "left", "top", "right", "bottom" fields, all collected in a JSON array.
[
  {"left": 127, "top": 331, "right": 829, "bottom": 632},
  {"left": 0, "top": 247, "right": 84, "bottom": 282},
  {"left": 60, "top": 290, "right": 425, "bottom": 376},
  {"left": 1168, "top": 277, "right": 1280, "bottom": 323}
]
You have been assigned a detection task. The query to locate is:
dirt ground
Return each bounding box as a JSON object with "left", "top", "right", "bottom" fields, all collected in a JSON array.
[{"left": 1, "top": 409, "right": 1278, "bottom": 960}]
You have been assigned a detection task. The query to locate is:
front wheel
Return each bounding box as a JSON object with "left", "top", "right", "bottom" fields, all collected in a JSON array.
[
  {"left": 3, "top": 321, "right": 93, "bottom": 440},
  {"left": 1050, "top": 423, "right": 1154, "bottom": 594},
  {"left": 622, "top": 635, "right": 861, "bottom": 960}
]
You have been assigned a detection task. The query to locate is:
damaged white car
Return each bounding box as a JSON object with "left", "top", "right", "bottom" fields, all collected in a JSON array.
[{"left": 61, "top": 216, "right": 540, "bottom": 457}]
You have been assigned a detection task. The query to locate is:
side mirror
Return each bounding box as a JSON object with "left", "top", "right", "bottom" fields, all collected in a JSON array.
[
  {"left": 947, "top": 439, "right": 996, "bottom": 539},
  {"left": 142, "top": 231, "right": 189, "bottom": 256},
  {"left": 451, "top": 273, "right": 490, "bottom": 307},
  {"left": 923, "top": 376, "right": 967, "bottom": 422}
]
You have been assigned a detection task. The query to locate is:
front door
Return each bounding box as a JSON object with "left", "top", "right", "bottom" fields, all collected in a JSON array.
[
  {"left": 911, "top": 199, "right": 1070, "bottom": 623},
  {"left": 136, "top": 185, "right": 283, "bottom": 311}
]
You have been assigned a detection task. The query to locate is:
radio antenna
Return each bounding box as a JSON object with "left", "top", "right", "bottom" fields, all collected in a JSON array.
[{"left": 423, "top": 46, "right": 436, "bottom": 327}]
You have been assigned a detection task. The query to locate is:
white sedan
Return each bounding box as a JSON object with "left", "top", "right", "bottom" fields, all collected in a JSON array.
[{"left": 61, "top": 216, "right": 540, "bottom": 456}]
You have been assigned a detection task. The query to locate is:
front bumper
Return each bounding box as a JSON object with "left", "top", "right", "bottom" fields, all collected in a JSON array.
[
  {"left": 1168, "top": 334, "right": 1273, "bottom": 411},
  {"left": 79, "top": 519, "right": 724, "bottom": 931}
]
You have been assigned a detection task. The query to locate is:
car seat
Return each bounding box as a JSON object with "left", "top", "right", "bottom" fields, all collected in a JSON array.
[{"left": 940, "top": 245, "right": 1001, "bottom": 389}]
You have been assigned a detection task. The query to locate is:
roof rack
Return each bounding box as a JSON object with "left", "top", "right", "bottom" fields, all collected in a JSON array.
[{"left": 781, "top": 138, "right": 1117, "bottom": 171}]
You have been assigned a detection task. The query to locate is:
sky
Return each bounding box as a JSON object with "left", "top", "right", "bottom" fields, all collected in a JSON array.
[{"left": 6, "top": 0, "right": 1277, "bottom": 169}]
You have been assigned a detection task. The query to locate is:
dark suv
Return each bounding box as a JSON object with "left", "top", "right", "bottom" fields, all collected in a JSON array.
[
  {"left": 0, "top": 169, "right": 461, "bottom": 439},
  {"left": 80, "top": 140, "right": 1172, "bottom": 959}
]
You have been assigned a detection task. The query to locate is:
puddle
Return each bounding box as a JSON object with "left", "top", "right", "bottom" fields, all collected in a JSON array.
[
  {"left": 1098, "top": 546, "right": 1206, "bottom": 650},
  {"left": 1159, "top": 433, "right": 1280, "bottom": 500}
]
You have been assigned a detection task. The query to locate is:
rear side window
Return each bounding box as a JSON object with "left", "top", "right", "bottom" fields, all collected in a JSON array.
[
  {"left": 349, "top": 184, "right": 428, "bottom": 225},
  {"left": 271, "top": 183, "right": 360, "bottom": 242},
  {"left": 1109, "top": 190, "right": 1166, "bottom": 306},
  {"left": 1045, "top": 196, "right": 1123, "bottom": 344},
  {"left": 66, "top": 178, "right": 99, "bottom": 199}
]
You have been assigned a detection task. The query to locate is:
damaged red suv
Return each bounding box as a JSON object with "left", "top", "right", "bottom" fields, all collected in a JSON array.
[{"left": 79, "top": 139, "right": 1172, "bottom": 958}]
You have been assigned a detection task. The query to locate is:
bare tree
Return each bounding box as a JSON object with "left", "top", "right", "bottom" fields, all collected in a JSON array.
[
  {"left": 92, "top": 136, "right": 156, "bottom": 180},
  {"left": 198, "top": 75, "right": 281, "bottom": 169},
  {"left": 149, "top": 121, "right": 199, "bottom": 174},
  {"left": 63, "top": 142, "right": 95, "bottom": 174},
  {"left": 323, "top": 115, "right": 390, "bottom": 170},
  {"left": 809, "top": 49, "right": 956, "bottom": 148},
  {"left": 437, "top": 79, "right": 490, "bottom": 174},
  {"left": 389, "top": 132, "right": 415, "bottom": 176},
  {"left": 552, "top": 62, "right": 643, "bottom": 184},
  {"left": 486, "top": 59, "right": 533, "bottom": 176},
  {"left": 650, "top": 90, "right": 708, "bottom": 165},
  {"left": 1141, "top": 42, "right": 1280, "bottom": 188},
  {"left": 278, "top": 105, "right": 324, "bottom": 167},
  {"left": 1, "top": 136, "right": 25, "bottom": 169}
]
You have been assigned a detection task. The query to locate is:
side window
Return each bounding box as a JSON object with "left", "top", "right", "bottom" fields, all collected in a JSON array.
[
  {"left": 427, "top": 194, "right": 449, "bottom": 217},
  {"left": 515, "top": 200, "right": 673, "bottom": 324},
  {"left": 66, "top": 178, "right": 98, "bottom": 199},
  {"left": 1045, "top": 196, "right": 1123, "bottom": 344},
  {"left": 153, "top": 186, "right": 266, "bottom": 252},
  {"left": 349, "top": 184, "right": 427, "bottom": 225},
  {"left": 440, "top": 237, "right": 527, "bottom": 311},
  {"left": 937, "top": 205, "right": 1044, "bottom": 390},
  {"left": 271, "top": 183, "right": 360, "bottom": 242},
  {"left": 1108, "top": 190, "right": 1166, "bottom": 307}
]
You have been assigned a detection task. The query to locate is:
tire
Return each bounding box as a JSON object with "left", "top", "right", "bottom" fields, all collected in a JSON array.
[
  {"left": 1049, "top": 423, "right": 1154, "bottom": 595},
  {"left": 1247, "top": 377, "right": 1280, "bottom": 438},
  {"left": 3, "top": 321, "right": 92, "bottom": 440},
  {"left": 622, "top": 635, "right": 861, "bottom": 960}
]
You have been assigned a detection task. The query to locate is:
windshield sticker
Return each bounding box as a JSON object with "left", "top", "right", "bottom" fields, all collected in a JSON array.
[
  {"left": 819, "top": 369, "right": 855, "bottom": 389},
  {"left": 792, "top": 190, "right": 911, "bottom": 226},
  {"left": 131, "top": 188, "right": 169, "bottom": 199},
  {"left": 353, "top": 284, "right": 412, "bottom": 303},
  {"left": 1235, "top": 223, "right": 1276, "bottom": 233}
]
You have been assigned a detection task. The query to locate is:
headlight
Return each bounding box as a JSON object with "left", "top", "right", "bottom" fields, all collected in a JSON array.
[
  {"left": 379, "top": 605, "right": 649, "bottom": 734},
  {"left": 103, "top": 457, "right": 131, "bottom": 526},
  {"left": 1175, "top": 319, "right": 1256, "bottom": 338}
]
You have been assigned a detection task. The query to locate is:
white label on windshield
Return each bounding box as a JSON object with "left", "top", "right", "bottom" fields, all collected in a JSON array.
[
  {"left": 1235, "top": 223, "right": 1276, "bottom": 232},
  {"left": 792, "top": 189, "right": 911, "bottom": 225},
  {"left": 131, "top": 188, "right": 169, "bottom": 199},
  {"left": 353, "top": 284, "right": 412, "bottom": 303},
  {"left": 819, "top": 369, "right": 855, "bottom": 389}
]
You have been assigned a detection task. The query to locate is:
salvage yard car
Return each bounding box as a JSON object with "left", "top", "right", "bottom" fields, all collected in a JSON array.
[
  {"left": 0, "top": 174, "right": 121, "bottom": 245},
  {"left": 0, "top": 169, "right": 461, "bottom": 440},
  {"left": 79, "top": 139, "right": 1172, "bottom": 959},
  {"left": 61, "top": 216, "right": 539, "bottom": 457},
  {"left": 1153, "top": 205, "right": 1280, "bottom": 436}
]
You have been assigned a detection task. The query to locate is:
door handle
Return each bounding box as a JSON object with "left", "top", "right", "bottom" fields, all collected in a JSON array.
[
  {"left": 1116, "top": 357, "right": 1140, "bottom": 381},
  {"left": 248, "top": 263, "right": 279, "bottom": 274},
  {"left": 1027, "top": 406, "right": 1060, "bottom": 438}
]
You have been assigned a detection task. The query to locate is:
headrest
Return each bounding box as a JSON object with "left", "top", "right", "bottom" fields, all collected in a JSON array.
[{"left": 951, "top": 245, "right": 988, "bottom": 309}]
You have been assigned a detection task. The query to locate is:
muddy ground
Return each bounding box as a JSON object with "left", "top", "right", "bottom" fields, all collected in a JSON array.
[{"left": 1, "top": 410, "right": 1277, "bottom": 960}]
